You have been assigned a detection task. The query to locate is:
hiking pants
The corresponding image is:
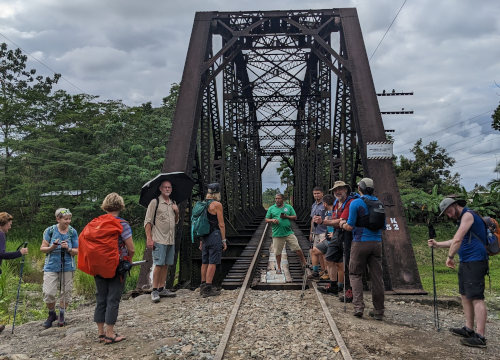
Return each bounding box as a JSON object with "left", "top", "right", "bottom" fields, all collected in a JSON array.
[
  {"left": 94, "top": 273, "right": 126, "bottom": 325},
  {"left": 349, "top": 241, "right": 384, "bottom": 314}
]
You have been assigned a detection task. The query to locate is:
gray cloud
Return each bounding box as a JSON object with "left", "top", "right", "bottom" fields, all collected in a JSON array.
[{"left": 1, "top": 0, "right": 499, "bottom": 190}]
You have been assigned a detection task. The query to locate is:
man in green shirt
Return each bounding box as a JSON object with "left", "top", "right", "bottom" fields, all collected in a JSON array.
[{"left": 265, "top": 194, "right": 307, "bottom": 274}]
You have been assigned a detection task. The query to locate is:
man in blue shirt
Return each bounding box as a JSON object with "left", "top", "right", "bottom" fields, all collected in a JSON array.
[
  {"left": 428, "top": 198, "right": 489, "bottom": 348},
  {"left": 338, "top": 178, "right": 384, "bottom": 320}
]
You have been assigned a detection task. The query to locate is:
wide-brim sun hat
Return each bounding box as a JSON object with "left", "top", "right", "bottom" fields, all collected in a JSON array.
[
  {"left": 329, "top": 180, "right": 351, "bottom": 193},
  {"left": 439, "top": 197, "right": 467, "bottom": 216}
]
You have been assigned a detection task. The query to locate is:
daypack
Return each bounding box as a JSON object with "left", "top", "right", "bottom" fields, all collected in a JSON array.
[
  {"left": 470, "top": 212, "right": 500, "bottom": 256},
  {"left": 355, "top": 197, "right": 386, "bottom": 231},
  {"left": 78, "top": 214, "right": 123, "bottom": 278},
  {"left": 191, "top": 200, "right": 213, "bottom": 242}
]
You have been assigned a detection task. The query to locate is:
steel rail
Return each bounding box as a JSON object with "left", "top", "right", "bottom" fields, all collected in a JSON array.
[
  {"left": 214, "top": 223, "right": 269, "bottom": 360},
  {"left": 214, "top": 221, "right": 352, "bottom": 360}
]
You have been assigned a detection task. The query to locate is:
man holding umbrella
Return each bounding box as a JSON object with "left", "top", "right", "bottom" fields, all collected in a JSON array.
[{"left": 144, "top": 180, "right": 179, "bottom": 303}]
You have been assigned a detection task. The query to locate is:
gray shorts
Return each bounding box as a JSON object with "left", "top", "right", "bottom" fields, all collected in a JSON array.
[{"left": 152, "top": 243, "right": 175, "bottom": 266}]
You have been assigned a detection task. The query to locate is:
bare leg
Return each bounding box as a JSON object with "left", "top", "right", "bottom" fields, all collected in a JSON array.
[
  {"left": 336, "top": 262, "right": 344, "bottom": 283},
  {"left": 327, "top": 261, "right": 337, "bottom": 281},
  {"left": 159, "top": 265, "right": 168, "bottom": 288},
  {"left": 97, "top": 322, "right": 105, "bottom": 337},
  {"left": 206, "top": 264, "right": 217, "bottom": 283},
  {"left": 201, "top": 264, "right": 208, "bottom": 282},
  {"left": 152, "top": 265, "right": 166, "bottom": 288},
  {"left": 472, "top": 299, "right": 487, "bottom": 336},
  {"left": 461, "top": 295, "right": 475, "bottom": 331},
  {"left": 276, "top": 254, "right": 282, "bottom": 271}
]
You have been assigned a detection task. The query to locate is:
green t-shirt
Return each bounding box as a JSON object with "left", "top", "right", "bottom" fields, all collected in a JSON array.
[{"left": 265, "top": 203, "right": 296, "bottom": 237}]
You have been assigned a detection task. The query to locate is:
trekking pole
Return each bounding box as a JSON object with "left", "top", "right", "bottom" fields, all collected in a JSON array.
[
  {"left": 428, "top": 223, "right": 440, "bottom": 331},
  {"left": 11, "top": 242, "right": 28, "bottom": 334},
  {"left": 343, "top": 248, "right": 347, "bottom": 313},
  {"left": 61, "top": 248, "right": 66, "bottom": 320},
  {"left": 301, "top": 244, "right": 312, "bottom": 299}
]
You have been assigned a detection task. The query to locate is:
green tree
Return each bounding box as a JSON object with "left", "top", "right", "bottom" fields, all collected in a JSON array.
[
  {"left": 492, "top": 102, "right": 500, "bottom": 131},
  {"left": 276, "top": 158, "right": 293, "bottom": 198},
  {"left": 0, "top": 43, "right": 60, "bottom": 202},
  {"left": 262, "top": 187, "right": 280, "bottom": 208},
  {"left": 396, "top": 139, "right": 460, "bottom": 193}
]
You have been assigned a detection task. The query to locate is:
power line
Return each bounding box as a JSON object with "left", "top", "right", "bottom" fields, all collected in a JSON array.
[
  {"left": 0, "top": 32, "right": 87, "bottom": 94},
  {"left": 393, "top": 109, "right": 495, "bottom": 154},
  {"left": 369, "top": 0, "right": 408, "bottom": 61}
]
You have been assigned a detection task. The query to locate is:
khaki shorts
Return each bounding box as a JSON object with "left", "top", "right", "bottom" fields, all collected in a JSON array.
[
  {"left": 43, "top": 271, "right": 74, "bottom": 304},
  {"left": 311, "top": 233, "right": 326, "bottom": 247},
  {"left": 273, "top": 234, "right": 301, "bottom": 255}
]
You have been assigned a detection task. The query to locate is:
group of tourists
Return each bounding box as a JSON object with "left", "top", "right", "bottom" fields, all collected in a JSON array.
[
  {"left": 0, "top": 175, "right": 493, "bottom": 349},
  {"left": 266, "top": 178, "right": 385, "bottom": 320},
  {"left": 265, "top": 178, "right": 491, "bottom": 349}
]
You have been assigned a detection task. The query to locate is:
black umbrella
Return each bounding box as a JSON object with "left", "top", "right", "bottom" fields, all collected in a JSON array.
[{"left": 139, "top": 172, "right": 195, "bottom": 207}]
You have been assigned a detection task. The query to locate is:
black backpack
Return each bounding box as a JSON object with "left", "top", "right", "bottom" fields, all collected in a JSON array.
[{"left": 355, "top": 198, "right": 386, "bottom": 231}]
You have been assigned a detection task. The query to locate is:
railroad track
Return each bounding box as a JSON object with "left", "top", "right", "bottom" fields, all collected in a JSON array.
[{"left": 215, "top": 222, "right": 353, "bottom": 360}]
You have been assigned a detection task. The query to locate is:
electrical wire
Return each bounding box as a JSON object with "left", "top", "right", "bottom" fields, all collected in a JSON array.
[
  {"left": 369, "top": 0, "right": 408, "bottom": 61},
  {"left": 0, "top": 31, "right": 87, "bottom": 94}
]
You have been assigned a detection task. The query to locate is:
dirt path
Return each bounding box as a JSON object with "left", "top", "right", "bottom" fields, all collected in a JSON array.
[{"left": 0, "top": 289, "right": 498, "bottom": 359}]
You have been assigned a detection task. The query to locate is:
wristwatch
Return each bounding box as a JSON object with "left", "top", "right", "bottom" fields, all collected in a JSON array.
[{"left": 448, "top": 255, "right": 454, "bottom": 260}]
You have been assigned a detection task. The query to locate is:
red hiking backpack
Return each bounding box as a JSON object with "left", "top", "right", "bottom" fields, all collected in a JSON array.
[{"left": 78, "top": 214, "right": 123, "bottom": 278}]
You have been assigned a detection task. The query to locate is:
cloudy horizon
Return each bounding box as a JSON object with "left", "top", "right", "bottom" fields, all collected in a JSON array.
[{"left": 1, "top": 0, "right": 499, "bottom": 191}]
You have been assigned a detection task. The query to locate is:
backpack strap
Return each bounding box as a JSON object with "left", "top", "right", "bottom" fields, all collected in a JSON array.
[{"left": 153, "top": 196, "right": 160, "bottom": 226}]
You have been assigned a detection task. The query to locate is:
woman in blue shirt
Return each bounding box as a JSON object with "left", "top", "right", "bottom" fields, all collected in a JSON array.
[{"left": 40, "top": 208, "right": 78, "bottom": 328}]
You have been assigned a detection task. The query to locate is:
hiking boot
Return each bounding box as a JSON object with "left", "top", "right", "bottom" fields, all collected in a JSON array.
[
  {"left": 460, "top": 333, "right": 487, "bottom": 348},
  {"left": 202, "top": 285, "right": 221, "bottom": 298},
  {"left": 368, "top": 310, "right": 384, "bottom": 321},
  {"left": 318, "top": 283, "right": 338, "bottom": 295},
  {"left": 339, "top": 289, "right": 353, "bottom": 303},
  {"left": 449, "top": 326, "right": 475, "bottom": 338},
  {"left": 43, "top": 311, "right": 57, "bottom": 329},
  {"left": 200, "top": 282, "right": 207, "bottom": 294},
  {"left": 151, "top": 290, "right": 160, "bottom": 303},
  {"left": 58, "top": 312, "right": 66, "bottom": 327},
  {"left": 307, "top": 272, "right": 320, "bottom": 280},
  {"left": 159, "top": 288, "right": 176, "bottom": 298},
  {"left": 353, "top": 310, "right": 363, "bottom": 318}
]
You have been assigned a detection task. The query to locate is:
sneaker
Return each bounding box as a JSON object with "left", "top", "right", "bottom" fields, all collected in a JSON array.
[
  {"left": 319, "top": 270, "right": 328, "bottom": 276},
  {"left": 460, "top": 333, "right": 487, "bottom": 348},
  {"left": 151, "top": 290, "right": 160, "bottom": 303},
  {"left": 449, "top": 326, "right": 475, "bottom": 338},
  {"left": 200, "top": 283, "right": 207, "bottom": 294},
  {"left": 353, "top": 310, "right": 363, "bottom": 318},
  {"left": 318, "top": 283, "right": 338, "bottom": 295},
  {"left": 339, "top": 289, "right": 353, "bottom": 303},
  {"left": 202, "top": 285, "right": 221, "bottom": 298},
  {"left": 307, "top": 272, "right": 320, "bottom": 280},
  {"left": 43, "top": 311, "right": 57, "bottom": 329},
  {"left": 158, "top": 288, "right": 176, "bottom": 298},
  {"left": 320, "top": 273, "right": 330, "bottom": 281},
  {"left": 368, "top": 310, "right": 384, "bottom": 321}
]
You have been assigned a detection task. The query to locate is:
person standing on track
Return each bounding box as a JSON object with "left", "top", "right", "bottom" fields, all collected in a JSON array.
[
  {"left": 339, "top": 178, "right": 385, "bottom": 320},
  {"left": 265, "top": 193, "right": 307, "bottom": 274},
  {"left": 308, "top": 187, "right": 328, "bottom": 281}
]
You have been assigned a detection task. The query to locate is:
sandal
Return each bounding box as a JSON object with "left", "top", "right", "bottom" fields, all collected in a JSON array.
[
  {"left": 104, "top": 334, "right": 126, "bottom": 345},
  {"left": 98, "top": 334, "right": 106, "bottom": 342}
]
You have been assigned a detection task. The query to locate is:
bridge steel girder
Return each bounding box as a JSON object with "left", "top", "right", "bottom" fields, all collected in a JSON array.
[
  {"left": 138, "top": 9, "right": 423, "bottom": 293},
  {"left": 338, "top": 8, "right": 422, "bottom": 292}
]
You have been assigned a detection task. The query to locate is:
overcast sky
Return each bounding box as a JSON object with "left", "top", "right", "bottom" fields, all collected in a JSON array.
[{"left": 1, "top": 0, "right": 499, "bottom": 191}]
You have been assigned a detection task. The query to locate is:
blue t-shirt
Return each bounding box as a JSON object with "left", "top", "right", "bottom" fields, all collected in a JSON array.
[
  {"left": 310, "top": 201, "right": 327, "bottom": 234},
  {"left": 346, "top": 195, "right": 383, "bottom": 242},
  {"left": 458, "top": 208, "right": 488, "bottom": 262},
  {"left": 43, "top": 225, "right": 79, "bottom": 272}
]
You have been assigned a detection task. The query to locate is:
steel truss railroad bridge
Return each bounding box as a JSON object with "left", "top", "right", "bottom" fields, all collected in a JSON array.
[{"left": 137, "top": 9, "right": 424, "bottom": 294}]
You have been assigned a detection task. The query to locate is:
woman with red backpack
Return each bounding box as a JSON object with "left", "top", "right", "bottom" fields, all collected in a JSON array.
[{"left": 91, "top": 193, "right": 135, "bottom": 344}]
